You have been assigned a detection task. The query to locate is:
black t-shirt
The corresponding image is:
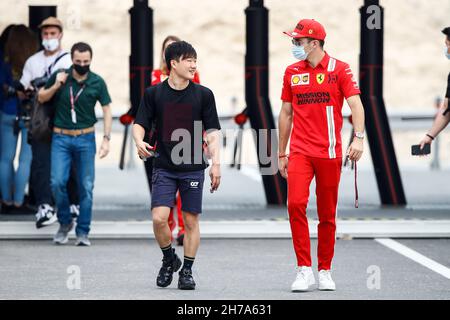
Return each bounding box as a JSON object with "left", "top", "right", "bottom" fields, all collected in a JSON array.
[
  {"left": 135, "top": 79, "right": 221, "bottom": 172},
  {"left": 446, "top": 72, "right": 450, "bottom": 99}
]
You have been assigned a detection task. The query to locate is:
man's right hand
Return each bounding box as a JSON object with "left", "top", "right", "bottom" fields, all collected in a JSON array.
[
  {"left": 55, "top": 71, "right": 68, "bottom": 87},
  {"left": 418, "top": 134, "right": 433, "bottom": 157},
  {"left": 278, "top": 156, "right": 289, "bottom": 179},
  {"left": 136, "top": 140, "right": 153, "bottom": 159},
  {"left": 419, "top": 135, "right": 433, "bottom": 150}
]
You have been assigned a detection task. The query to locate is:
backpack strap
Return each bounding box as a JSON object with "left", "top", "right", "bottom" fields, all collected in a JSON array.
[{"left": 46, "top": 52, "right": 69, "bottom": 77}]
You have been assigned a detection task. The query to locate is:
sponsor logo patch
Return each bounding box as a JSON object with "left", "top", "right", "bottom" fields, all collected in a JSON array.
[
  {"left": 190, "top": 181, "right": 200, "bottom": 189},
  {"left": 295, "top": 91, "right": 331, "bottom": 105},
  {"left": 291, "top": 73, "right": 309, "bottom": 86},
  {"left": 328, "top": 74, "right": 338, "bottom": 84}
]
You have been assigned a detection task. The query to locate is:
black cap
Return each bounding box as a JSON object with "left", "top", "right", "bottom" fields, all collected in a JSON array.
[{"left": 442, "top": 27, "right": 450, "bottom": 37}]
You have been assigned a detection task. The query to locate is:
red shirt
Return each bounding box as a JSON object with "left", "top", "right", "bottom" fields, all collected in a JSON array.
[
  {"left": 151, "top": 69, "right": 200, "bottom": 86},
  {"left": 281, "top": 52, "right": 360, "bottom": 159}
]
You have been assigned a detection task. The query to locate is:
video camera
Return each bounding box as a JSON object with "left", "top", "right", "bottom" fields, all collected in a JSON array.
[
  {"left": 8, "top": 75, "right": 50, "bottom": 135},
  {"left": 30, "top": 75, "right": 50, "bottom": 90},
  {"left": 3, "top": 79, "right": 25, "bottom": 99}
]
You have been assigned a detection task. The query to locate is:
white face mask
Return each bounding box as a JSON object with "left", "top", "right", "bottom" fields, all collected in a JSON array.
[
  {"left": 292, "top": 44, "right": 309, "bottom": 61},
  {"left": 445, "top": 46, "right": 450, "bottom": 60},
  {"left": 42, "top": 38, "right": 59, "bottom": 52}
]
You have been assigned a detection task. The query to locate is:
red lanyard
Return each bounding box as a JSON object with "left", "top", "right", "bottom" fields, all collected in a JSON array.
[
  {"left": 354, "top": 160, "right": 359, "bottom": 208},
  {"left": 69, "top": 85, "right": 85, "bottom": 111}
]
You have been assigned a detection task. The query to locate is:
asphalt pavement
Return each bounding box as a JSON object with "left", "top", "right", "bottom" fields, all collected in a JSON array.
[{"left": 1, "top": 239, "right": 449, "bottom": 300}]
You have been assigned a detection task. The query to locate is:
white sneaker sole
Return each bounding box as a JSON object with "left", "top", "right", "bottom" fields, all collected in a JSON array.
[
  {"left": 318, "top": 283, "right": 336, "bottom": 291},
  {"left": 75, "top": 241, "right": 91, "bottom": 247},
  {"left": 291, "top": 278, "right": 316, "bottom": 292},
  {"left": 41, "top": 214, "right": 57, "bottom": 226},
  {"left": 53, "top": 235, "right": 69, "bottom": 245}
]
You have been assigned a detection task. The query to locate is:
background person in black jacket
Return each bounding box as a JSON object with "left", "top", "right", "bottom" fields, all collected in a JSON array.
[{"left": 418, "top": 27, "right": 450, "bottom": 150}]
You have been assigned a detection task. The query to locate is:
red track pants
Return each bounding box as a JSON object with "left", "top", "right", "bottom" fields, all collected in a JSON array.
[{"left": 287, "top": 153, "right": 342, "bottom": 271}]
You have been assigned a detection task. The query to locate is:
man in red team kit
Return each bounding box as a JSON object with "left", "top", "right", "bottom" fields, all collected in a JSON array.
[{"left": 278, "top": 19, "right": 365, "bottom": 292}]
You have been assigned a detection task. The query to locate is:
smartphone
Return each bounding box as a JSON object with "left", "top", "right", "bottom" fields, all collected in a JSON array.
[{"left": 411, "top": 144, "right": 430, "bottom": 156}]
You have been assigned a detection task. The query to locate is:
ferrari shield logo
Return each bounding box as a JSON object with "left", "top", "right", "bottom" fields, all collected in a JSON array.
[{"left": 316, "top": 73, "right": 325, "bottom": 85}]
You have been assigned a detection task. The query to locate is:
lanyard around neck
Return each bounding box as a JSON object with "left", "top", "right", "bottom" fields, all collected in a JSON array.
[{"left": 69, "top": 84, "right": 85, "bottom": 111}]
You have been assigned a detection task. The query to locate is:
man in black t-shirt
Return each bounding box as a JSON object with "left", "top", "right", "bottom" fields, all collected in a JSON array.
[
  {"left": 419, "top": 27, "right": 450, "bottom": 149},
  {"left": 133, "top": 41, "right": 221, "bottom": 290}
]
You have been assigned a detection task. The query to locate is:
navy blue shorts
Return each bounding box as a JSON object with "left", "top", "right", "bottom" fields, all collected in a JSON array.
[{"left": 151, "top": 168, "right": 205, "bottom": 214}]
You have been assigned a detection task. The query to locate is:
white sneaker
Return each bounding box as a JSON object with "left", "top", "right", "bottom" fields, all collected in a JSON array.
[
  {"left": 318, "top": 270, "right": 336, "bottom": 291},
  {"left": 35, "top": 204, "right": 57, "bottom": 229},
  {"left": 291, "top": 266, "right": 315, "bottom": 292},
  {"left": 70, "top": 204, "right": 80, "bottom": 219}
]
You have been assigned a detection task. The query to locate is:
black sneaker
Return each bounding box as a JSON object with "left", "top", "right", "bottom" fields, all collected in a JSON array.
[
  {"left": 156, "top": 250, "right": 182, "bottom": 288},
  {"left": 178, "top": 268, "right": 196, "bottom": 290}
]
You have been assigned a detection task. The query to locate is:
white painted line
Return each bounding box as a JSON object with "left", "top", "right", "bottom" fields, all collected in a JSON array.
[
  {"left": 1, "top": 220, "right": 450, "bottom": 239},
  {"left": 375, "top": 238, "right": 450, "bottom": 280}
]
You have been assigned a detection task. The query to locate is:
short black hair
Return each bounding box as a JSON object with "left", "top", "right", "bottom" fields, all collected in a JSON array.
[
  {"left": 71, "top": 42, "right": 92, "bottom": 59},
  {"left": 306, "top": 37, "right": 325, "bottom": 49},
  {"left": 164, "top": 40, "right": 197, "bottom": 72},
  {"left": 442, "top": 27, "right": 450, "bottom": 40}
]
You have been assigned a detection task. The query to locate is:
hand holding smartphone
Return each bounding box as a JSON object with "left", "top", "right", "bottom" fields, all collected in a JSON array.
[{"left": 411, "top": 143, "right": 431, "bottom": 156}]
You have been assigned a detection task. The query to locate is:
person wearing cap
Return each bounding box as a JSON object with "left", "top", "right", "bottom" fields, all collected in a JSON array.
[
  {"left": 418, "top": 27, "right": 450, "bottom": 149},
  {"left": 19, "top": 17, "right": 80, "bottom": 229},
  {"left": 278, "top": 18, "right": 365, "bottom": 292}
]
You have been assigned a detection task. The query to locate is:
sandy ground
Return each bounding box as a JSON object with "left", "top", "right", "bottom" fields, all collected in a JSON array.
[{"left": 1, "top": 0, "right": 449, "bottom": 115}]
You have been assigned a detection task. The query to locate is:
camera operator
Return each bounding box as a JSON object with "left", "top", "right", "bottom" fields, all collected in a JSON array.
[
  {"left": 19, "top": 17, "right": 79, "bottom": 228},
  {"left": 0, "top": 25, "right": 38, "bottom": 213}
]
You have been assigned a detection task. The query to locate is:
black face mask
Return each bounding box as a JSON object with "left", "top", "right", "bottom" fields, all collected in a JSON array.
[{"left": 73, "top": 64, "right": 90, "bottom": 76}]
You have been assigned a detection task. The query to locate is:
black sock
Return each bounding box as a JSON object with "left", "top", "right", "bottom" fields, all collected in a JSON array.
[
  {"left": 182, "top": 256, "right": 195, "bottom": 270},
  {"left": 161, "top": 244, "right": 174, "bottom": 260}
]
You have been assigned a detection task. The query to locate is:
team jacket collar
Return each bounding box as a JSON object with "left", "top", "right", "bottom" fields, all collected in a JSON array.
[{"left": 295, "top": 51, "right": 330, "bottom": 70}]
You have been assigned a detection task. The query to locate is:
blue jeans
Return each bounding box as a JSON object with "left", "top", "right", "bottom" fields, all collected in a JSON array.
[
  {"left": 51, "top": 132, "right": 96, "bottom": 236},
  {"left": 30, "top": 139, "right": 80, "bottom": 206},
  {"left": 0, "top": 111, "right": 32, "bottom": 204}
]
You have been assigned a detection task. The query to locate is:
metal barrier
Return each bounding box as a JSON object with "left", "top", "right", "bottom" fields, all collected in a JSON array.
[{"left": 96, "top": 106, "right": 444, "bottom": 171}]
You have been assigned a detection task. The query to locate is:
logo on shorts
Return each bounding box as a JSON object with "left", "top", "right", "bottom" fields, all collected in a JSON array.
[
  {"left": 291, "top": 73, "right": 309, "bottom": 86},
  {"left": 190, "top": 181, "right": 199, "bottom": 189}
]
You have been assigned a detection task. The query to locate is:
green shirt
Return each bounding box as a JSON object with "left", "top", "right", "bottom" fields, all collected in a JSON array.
[{"left": 45, "top": 67, "right": 112, "bottom": 129}]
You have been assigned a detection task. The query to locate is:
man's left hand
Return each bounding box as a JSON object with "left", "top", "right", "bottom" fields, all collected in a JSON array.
[
  {"left": 99, "top": 139, "right": 110, "bottom": 159},
  {"left": 209, "top": 164, "right": 221, "bottom": 192},
  {"left": 347, "top": 138, "right": 363, "bottom": 162}
]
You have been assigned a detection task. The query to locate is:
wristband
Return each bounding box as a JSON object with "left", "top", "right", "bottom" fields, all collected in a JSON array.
[
  {"left": 426, "top": 134, "right": 434, "bottom": 140},
  {"left": 278, "top": 154, "right": 289, "bottom": 159}
]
